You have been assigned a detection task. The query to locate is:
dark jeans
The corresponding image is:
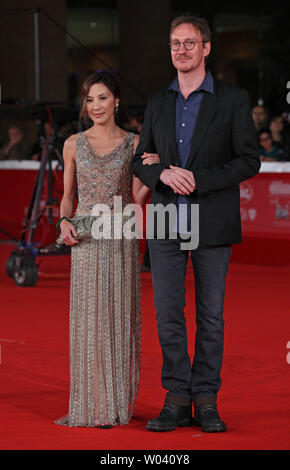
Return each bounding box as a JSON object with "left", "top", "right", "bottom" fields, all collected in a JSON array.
[{"left": 148, "top": 237, "right": 232, "bottom": 401}]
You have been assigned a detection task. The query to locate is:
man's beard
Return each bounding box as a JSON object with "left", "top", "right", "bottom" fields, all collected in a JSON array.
[{"left": 175, "top": 56, "right": 204, "bottom": 73}]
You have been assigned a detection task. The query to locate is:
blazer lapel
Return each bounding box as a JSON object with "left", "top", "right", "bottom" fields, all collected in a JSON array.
[
  {"left": 185, "top": 90, "right": 218, "bottom": 170},
  {"left": 160, "top": 91, "right": 179, "bottom": 165}
]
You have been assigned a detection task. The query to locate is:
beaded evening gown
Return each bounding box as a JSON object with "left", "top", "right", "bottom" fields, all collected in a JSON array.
[{"left": 55, "top": 131, "right": 141, "bottom": 427}]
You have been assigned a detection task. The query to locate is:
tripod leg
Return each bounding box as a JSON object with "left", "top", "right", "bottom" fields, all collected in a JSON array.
[
  {"left": 20, "top": 169, "right": 41, "bottom": 243},
  {"left": 47, "top": 155, "right": 54, "bottom": 224},
  {"left": 27, "top": 143, "right": 50, "bottom": 245}
]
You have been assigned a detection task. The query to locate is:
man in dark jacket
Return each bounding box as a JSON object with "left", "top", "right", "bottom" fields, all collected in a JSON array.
[{"left": 132, "top": 14, "right": 260, "bottom": 433}]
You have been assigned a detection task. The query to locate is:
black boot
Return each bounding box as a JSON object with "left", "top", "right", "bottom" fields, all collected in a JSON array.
[
  {"left": 193, "top": 399, "right": 226, "bottom": 433},
  {"left": 146, "top": 397, "right": 192, "bottom": 432}
]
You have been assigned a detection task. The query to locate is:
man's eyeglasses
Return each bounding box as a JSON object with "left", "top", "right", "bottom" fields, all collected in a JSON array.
[{"left": 168, "top": 40, "right": 205, "bottom": 51}]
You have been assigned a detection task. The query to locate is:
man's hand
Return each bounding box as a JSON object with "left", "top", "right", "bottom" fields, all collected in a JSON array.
[{"left": 159, "top": 165, "right": 196, "bottom": 195}]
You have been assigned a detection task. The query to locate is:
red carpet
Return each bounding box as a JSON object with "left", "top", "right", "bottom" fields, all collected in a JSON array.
[{"left": 0, "top": 242, "right": 289, "bottom": 450}]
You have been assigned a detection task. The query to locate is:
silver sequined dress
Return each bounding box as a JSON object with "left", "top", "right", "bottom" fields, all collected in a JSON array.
[{"left": 55, "top": 131, "right": 141, "bottom": 427}]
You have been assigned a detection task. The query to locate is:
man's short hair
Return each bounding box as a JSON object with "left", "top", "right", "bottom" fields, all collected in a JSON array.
[{"left": 169, "top": 14, "right": 212, "bottom": 43}]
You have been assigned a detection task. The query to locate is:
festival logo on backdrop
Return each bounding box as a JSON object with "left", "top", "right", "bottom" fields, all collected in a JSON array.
[
  {"left": 268, "top": 181, "right": 290, "bottom": 223},
  {"left": 240, "top": 182, "right": 254, "bottom": 204},
  {"left": 269, "top": 180, "right": 290, "bottom": 197},
  {"left": 240, "top": 182, "right": 256, "bottom": 222}
]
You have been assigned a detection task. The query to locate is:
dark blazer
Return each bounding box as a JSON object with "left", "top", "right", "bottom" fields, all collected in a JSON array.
[{"left": 131, "top": 78, "right": 261, "bottom": 245}]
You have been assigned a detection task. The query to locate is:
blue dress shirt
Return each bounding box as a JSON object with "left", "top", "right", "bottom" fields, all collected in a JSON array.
[{"left": 168, "top": 70, "right": 214, "bottom": 234}]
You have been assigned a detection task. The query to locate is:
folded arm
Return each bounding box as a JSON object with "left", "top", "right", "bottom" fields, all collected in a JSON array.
[
  {"left": 131, "top": 98, "right": 195, "bottom": 195},
  {"left": 131, "top": 98, "right": 168, "bottom": 190},
  {"left": 132, "top": 134, "right": 161, "bottom": 205}
]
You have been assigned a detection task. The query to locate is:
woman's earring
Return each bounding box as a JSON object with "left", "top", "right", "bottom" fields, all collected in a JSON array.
[{"left": 115, "top": 103, "right": 119, "bottom": 114}]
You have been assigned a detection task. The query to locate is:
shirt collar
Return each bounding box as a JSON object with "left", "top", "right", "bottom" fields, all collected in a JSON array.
[{"left": 168, "top": 69, "right": 214, "bottom": 95}]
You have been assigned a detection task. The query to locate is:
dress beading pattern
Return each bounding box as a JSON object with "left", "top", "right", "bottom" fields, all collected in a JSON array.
[{"left": 55, "top": 131, "right": 141, "bottom": 427}]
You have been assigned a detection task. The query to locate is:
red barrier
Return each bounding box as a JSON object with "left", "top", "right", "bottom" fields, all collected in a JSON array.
[
  {"left": 1, "top": 161, "right": 290, "bottom": 264},
  {"left": 240, "top": 172, "right": 290, "bottom": 238}
]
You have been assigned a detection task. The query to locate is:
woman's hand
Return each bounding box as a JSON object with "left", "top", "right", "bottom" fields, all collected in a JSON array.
[
  {"left": 141, "top": 152, "right": 160, "bottom": 165},
  {"left": 60, "top": 219, "right": 79, "bottom": 246}
]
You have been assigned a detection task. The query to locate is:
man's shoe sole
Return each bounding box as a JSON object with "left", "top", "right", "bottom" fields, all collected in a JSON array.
[
  {"left": 192, "top": 418, "right": 227, "bottom": 433},
  {"left": 201, "top": 425, "right": 227, "bottom": 433},
  {"left": 145, "top": 418, "right": 193, "bottom": 432},
  {"left": 145, "top": 424, "right": 176, "bottom": 432}
]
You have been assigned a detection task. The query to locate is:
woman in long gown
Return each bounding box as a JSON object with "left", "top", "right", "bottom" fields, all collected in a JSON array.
[{"left": 55, "top": 71, "right": 159, "bottom": 428}]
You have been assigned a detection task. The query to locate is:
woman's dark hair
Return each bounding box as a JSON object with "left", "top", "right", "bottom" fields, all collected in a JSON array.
[
  {"left": 258, "top": 128, "right": 272, "bottom": 140},
  {"left": 79, "top": 70, "right": 121, "bottom": 122}
]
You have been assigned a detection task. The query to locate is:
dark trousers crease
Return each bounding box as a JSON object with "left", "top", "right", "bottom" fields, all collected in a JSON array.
[{"left": 148, "top": 237, "right": 232, "bottom": 401}]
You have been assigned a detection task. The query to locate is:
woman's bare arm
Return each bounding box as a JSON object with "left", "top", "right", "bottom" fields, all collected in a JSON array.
[
  {"left": 59, "top": 135, "right": 78, "bottom": 245},
  {"left": 132, "top": 134, "right": 159, "bottom": 206}
]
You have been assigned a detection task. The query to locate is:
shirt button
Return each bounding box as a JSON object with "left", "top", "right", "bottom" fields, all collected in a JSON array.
[
  {"left": 182, "top": 123, "right": 185, "bottom": 127},
  {"left": 184, "top": 106, "right": 187, "bottom": 110},
  {"left": 179, "top": 139, "right": 183, "bottom": 143}
]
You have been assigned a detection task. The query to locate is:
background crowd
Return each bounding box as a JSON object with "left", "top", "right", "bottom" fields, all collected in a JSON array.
[
  {"left": 0, "top": 105, "right": 144, "bottom": 162},
  {"left": 252, "top": 105, "right": 290, "bottom": 161},
  {"left": 1, "top": 102, "right": 290, "bottom": 163}
]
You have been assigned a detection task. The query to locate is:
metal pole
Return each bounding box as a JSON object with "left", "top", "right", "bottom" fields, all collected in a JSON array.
[
  {"left": 34, "top": 8, "right": 40, "bottom": 101},
  {"left": 257, "top": 31, "right": 264, "bottom": 106}
]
